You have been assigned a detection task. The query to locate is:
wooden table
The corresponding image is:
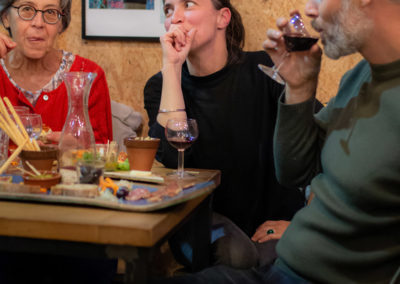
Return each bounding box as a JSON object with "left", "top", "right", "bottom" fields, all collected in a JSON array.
[{"left": 0, "top": 168, "right": 220, "bottom": 283}]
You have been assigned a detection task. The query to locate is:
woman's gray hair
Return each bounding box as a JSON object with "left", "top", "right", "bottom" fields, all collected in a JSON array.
[{"left": 0, "top": 0, "right": 72, "bottom": 33}]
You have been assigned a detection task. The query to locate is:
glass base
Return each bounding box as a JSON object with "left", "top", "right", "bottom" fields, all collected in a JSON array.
[
  {"left": 258, "top": 64, "right": 286, "bottom": 85},
  {"left": 167, "top": 170, "right": 196, "bottom": 179}
]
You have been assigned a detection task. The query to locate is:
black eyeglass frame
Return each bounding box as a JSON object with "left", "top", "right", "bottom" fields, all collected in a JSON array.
[{"left": 11, "top": 5, "right": 64, "bottom": 25}]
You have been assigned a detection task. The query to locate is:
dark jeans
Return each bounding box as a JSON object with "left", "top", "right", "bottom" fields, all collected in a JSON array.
[
  {"left": 169, "top": 212, "right": 279, "bottom": 270},
  {"left": 153, "top": 263, "right": 310, "bottom": 284}
]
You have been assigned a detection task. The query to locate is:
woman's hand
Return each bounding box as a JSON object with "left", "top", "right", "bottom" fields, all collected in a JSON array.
[
  {"left": 251, "top": 220, "right": 290, "bottom": 243},
  {"left": 262, "top": 12, "right": 322, "bottom": 104},
  {"left": 46, "top": 131, "right": 61, "bottom": 144},
  {"left": 0, "top": 33, "right": 16, "bottom": 58},
  {"left": 160, "top": 25, "right": 197, "bottom": 68},
  {"left": 157, "top": 26, "right": 196, "bottom": 126}
]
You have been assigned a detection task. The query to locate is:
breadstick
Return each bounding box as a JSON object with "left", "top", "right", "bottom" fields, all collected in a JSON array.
[
  {"left": 17, "top": 167, "right": 36, "bottom": 177},
  {"left": 0, "top": 113, "right": 25, "bottom": 147},
  {"left": 0, "top": 138, "right": 28, "bottom": 175},
  {"left": 0, "top": 98, "right": 25, "bottom": 146},
  {"left": 32, "top": 139, "right": 40, "bottom": 151},
  {"left": 4, "top": 98, "right": 37, "bottom": 151},
  {"left": 25, "top": 161, "right": 41, "bottom": 176}
]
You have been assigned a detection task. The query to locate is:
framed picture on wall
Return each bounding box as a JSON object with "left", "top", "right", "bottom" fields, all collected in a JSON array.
[{"left": 82, "top": 0, "right": 165, "bottom": 40}]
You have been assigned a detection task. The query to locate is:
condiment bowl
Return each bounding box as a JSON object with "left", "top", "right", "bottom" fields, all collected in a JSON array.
[
  {"left": 20, "top": 145, "right": 59, "bottom": 171},
  {"left": 23, "top": 171, "right": 61, "bottom": 189}
]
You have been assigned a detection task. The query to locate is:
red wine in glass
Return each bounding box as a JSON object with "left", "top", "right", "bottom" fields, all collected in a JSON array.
[
  {"left": 284, "top": 33, "right": 319, "bottom": 52},
  {"left": 165, "top": 118, "right": 199, "bottom": 178},
  {"left": 168, "top": 137, "right": 196, "bottom": 150},
  {"left": 258, "top": 13, "right": 319, "bottom": 85}
]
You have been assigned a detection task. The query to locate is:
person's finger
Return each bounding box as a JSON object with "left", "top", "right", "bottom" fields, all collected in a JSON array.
[
  {"left": 266, "top": 29, "right": 283, "bottom": 41},
  {"left": 6, "top": 39, "right": 16, "bottom": 50},
  {"left": 170, "top": 26, "right": 187, "bottom": 47},
  {"left": 262, "top": 39, "right": 278, "bottom": 50},
  {"left": 175, "top": 41, "right": 182, "bottom": 52},
  {"left": 289, "top": 9, "right": 300, "bottom": 17},
  {"left": 252, "top": 227, "right": 278, "bottom": 242},
  {"left": 251, "top": 227, "right": 266, "bottom": 241},
  {"left": 251, "top": 226, "right": 274, "bottom": 241},
  {"left": 46, "top": 131, "right": 61, "bottom": 142},
  {"left": 263, "top": 29, "right": 284, "bottom": 54},
  {"left": 309, "top": 44, "right": 322, "bottom": 58},
  {"left": 0, "top": 36, "right": 16, "bottom": 57},
  {"left": 276, "top": 17, "right": 289, "bottom": 31},
  {"left": 257, "top": 233, "right": 280, "bottom": 243},
  {"left": 186, "top": 28, "right": 197, "bottom": 45},
  {"left": 0, "top": 44, "right": 7, "bottom": 58}
]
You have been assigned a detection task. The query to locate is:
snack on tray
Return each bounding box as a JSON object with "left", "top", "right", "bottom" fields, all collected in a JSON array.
[
  {"left": 51, "top": 184, "right": 98, "bottom": 198},
  {"left": 38, "top": 124, "right": 53, "bottom": 144},
  {"left": 0, "top": 176, "right": 12, "bottom": 183},
  {"left": 117, "top": 151, "right": 130, "bottom": 171}
]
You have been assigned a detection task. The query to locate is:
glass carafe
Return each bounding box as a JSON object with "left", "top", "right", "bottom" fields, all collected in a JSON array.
[{"left": 59, "top": 72, "right": 97, "bottom": 183}]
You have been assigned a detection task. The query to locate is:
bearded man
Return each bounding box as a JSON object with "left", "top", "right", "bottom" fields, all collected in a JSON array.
[{"left": 156, "top": 0, "right": 400, "bottom": 283}]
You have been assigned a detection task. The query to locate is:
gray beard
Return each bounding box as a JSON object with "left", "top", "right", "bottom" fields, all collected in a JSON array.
[{"left": 314, "top": 4, "right": 372, "bottom": 60}]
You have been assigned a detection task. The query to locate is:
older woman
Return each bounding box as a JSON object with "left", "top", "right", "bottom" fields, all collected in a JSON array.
[
  {"left": 0, "top": 0, "right": 116, "bottom": 282},
  {"left": 0, "top": 0, "right": 113, "bottom": 143},
  {"left": 144, "top": 0, "right": 312, "bottom": 270}
]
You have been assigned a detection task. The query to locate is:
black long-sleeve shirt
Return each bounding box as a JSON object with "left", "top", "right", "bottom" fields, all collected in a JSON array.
[{"left": 144, "top": 51, "right": 305, "bottom": 235}]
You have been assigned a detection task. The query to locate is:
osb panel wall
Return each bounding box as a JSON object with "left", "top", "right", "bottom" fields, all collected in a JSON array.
[{"left": 4, "top": 0, "right": 362, "bottom": 135}]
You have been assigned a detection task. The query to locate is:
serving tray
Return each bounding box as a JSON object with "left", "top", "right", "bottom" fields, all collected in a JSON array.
[{"left": 0, "top": 169, "right": 220, "bottom": 212}]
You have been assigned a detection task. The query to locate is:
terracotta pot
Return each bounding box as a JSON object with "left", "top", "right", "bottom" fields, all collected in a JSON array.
[
  {"left": 124, "top": 137, "right": 160, "bottom": 171},
  {"left": 23, "top": 171, "right": 61, "bottom": 189},
  {"left": 20, "top": 146, "right": 59, "bottom": 171}
]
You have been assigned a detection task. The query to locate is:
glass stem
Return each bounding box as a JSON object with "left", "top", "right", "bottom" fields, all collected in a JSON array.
[
  {"left": 273, "top": 52, "right": 289, "bottom": 75},
  {"left": 177, "top": 149, "right": 184, "bottom": 178}
]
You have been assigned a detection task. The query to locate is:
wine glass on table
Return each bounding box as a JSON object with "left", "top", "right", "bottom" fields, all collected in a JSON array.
[
  {"left": 165, "top": 118, "right": 198, "bottom": 179},
  {"left": 20, "top": 113, "right": 42, "bottom": 142},
  {"left": 258, "top": 13, "right": 319, "bottom": 84}
]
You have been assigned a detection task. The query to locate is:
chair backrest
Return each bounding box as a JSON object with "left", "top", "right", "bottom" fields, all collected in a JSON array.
[{"left": 111, "top": 100, "right": 143, "bottom": 152}]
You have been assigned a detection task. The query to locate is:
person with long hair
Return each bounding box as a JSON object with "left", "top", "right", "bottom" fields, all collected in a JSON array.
[{"left": 144, "top": 0, "right": 308, "bottom": 269}]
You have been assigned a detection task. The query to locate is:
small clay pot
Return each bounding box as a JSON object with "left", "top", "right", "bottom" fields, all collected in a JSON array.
[
  {"left": 124, "top": 137, "right": 160, "bottom": 171},
  {"left": 23, "top": 171, "right": 61, "bottom": 189},
  {"left": 20, "top": 146, "right": 59, "bottom": 171}
]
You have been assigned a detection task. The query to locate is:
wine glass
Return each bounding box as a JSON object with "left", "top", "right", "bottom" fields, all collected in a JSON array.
[
  {"left": 20, "top": 113, "right": 42, "bottom": 141},
  {"left": 165, "top": 118, "right": 198, "bottom": 179},
  {"left": 8, "top": 105, "right": 29, "bottom": 122},
  {"left": 258, "top": 13, "right": 319, "bottom": 85}
]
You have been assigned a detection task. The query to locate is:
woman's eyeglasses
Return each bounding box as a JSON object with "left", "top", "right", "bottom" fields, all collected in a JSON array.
[{"left": 11, "top": 5, "right": 64, "bottom": 25}]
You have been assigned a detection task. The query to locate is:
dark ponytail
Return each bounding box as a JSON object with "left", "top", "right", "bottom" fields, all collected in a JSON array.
[{"left": 211, "top": 0, "right": 245, "bottom": 65}]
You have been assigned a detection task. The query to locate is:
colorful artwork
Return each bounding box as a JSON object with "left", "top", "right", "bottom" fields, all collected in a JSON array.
[
  {"left": 83, "top": 0, "right": 165, "bottom": 39},
  {"left": 89, "top": 0, "right": 154, "bottom": 10}
]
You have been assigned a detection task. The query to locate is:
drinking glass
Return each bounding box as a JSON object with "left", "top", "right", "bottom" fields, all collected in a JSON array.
[
  {"left": 165, "top": 118, "right": 198, "bottom": 179},
  {"left": 0, "top": 128, "right": 8, "bottom": 167},
  {"left": 258, "top": 13, "right": 318, "bottom": 84},
  {"left": 20, "top": 113, "right": 42, "bottom": 140},
  {"left": 13, "top": 106, "right": 29, "bottom": 115},
  {"left": 8, "top": 105, "right": 29, "bottom": 122}
]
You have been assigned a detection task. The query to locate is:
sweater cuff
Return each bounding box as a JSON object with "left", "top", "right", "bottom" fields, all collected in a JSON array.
[{"left": 278, "top": 94, "right": 316, "bottom": 119}]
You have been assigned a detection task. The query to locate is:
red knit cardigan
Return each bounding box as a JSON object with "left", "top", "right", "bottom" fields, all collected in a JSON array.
[{"left": 0, "top": 55, "right": 113, "bottom": 143}]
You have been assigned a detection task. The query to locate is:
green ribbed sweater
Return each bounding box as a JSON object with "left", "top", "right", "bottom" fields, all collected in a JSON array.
[{"left": 274, "top": 59, "right": 400, "bottom": 283}]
